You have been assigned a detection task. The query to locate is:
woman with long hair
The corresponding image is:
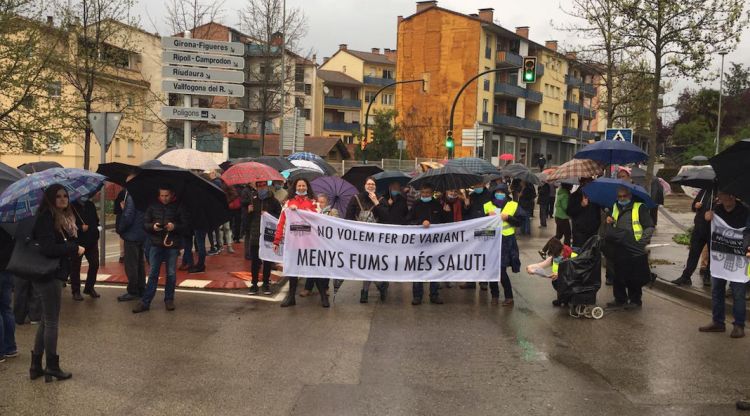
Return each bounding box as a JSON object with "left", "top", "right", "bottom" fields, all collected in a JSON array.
[
  {"left": 273, "top": 178, "right": 329, "bottom": 308},
  {"left": 30, "top": 184, "right": 85, "bottom": 382}
]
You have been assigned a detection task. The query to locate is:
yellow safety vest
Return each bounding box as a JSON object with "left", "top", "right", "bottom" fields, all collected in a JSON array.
[
  {"left": 484, "top": 200, "right": 519, "bottom": 236},
  {"left": 612, "top": 202, "right": 643, "bottom": 242},
  {"left": 551, "top": 252, "right": 578, "bottom": 274}
]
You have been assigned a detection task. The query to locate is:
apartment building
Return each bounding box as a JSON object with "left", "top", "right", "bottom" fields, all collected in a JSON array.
[{"left": 396, "top": 1, "right": 605, "bottom": 165}]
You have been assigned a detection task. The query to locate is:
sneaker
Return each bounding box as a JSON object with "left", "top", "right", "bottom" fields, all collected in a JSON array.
[
  {"left": 698, "top": 322, "right": 726, "bottom": 332},
  {"left": 538, "top": 250, "right": 547, "bottom": 260},
  {"left": 188, "top": 265, "right": 205, "bottom": 274},
  {"left": 117, "top": 293, "right": 139, "bottom": 302},
  {"left": 262, "top": 285, "right": 272, "bottom": 295},
  {"left": 0, "top": 356, "right": 5, "bottom": 363},
  {"left": 731, "top": 325, "right": 745, "bottom": 339},
  {"left": 248, "top": 285, "right": 260, "bottom": 295},
  {"left": 3, "top": 351, "right": 18, "bottom": 358},
  {"left": 670, "top": 277, "right": 692, "bottom": 286},
  {"left": 132, "top": 302, "right": 150, "bottom": 314},
  {"left": 226, "top": 245, "right": 235, "bottom": 254},
  {"left": 29, "top": 320, "right": 40, "bottom": 325},
  {"left": 165, "top": 300, "right": 175, "bottom": 311},
  {"left": 207, "top": 249, "right": 220, "bottom": 256}
]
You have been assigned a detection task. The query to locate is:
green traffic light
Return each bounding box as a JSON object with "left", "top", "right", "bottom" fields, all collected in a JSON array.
[
  {"left": 524, "top": 71, "right": 535, "bottom": 82},
  {"left": 446, "top": 138, "right": 454, "bottom": 149}
]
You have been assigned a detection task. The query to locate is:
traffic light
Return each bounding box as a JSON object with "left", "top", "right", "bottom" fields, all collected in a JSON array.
[
  {"left": 445, "top": 130, "right": 454, "bottom": 159},
  {"left": 360, "top": 138, "right": 368, "bottom": 151},
  {"left": 523, "top": 57, "right": 537, "bottom": 83}
]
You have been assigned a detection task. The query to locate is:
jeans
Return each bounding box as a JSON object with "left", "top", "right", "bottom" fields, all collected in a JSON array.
[
  {"left": 13, "top": 276, "right": 40, "bottom": 324},
  {"left": 412, "top": 282, "right": 439, "bottom": 299},
  {"left": 0, "top": 272, "right": 16, "bottom": 355},
  {"left": 249, "top": 245, "right": 273, "bottom": 286},
  {"left": 183, "top": 230, "right": 207, "bottom": 267},
  {"left": 124, "top": 240, "right": 146, "bottom": 296},
  {"left": 69, "top": 243, "right": 99, "bottom": 294},
  {"left": 32, "top": 279, "right": 62, "bottom": 356},
  {"left": 711, "top": 277, "right": 747, "bottom": 328},
  {"left": 521, "top": 215, "right": 531, "bottom": 235},
  {"left": 142, "top": 246, "right": 179, "bottom": 307}
]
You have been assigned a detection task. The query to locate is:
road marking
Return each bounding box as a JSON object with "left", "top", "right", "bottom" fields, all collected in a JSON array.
[{"left": 92, "top": 283, "right": 288, "bottom": 302}]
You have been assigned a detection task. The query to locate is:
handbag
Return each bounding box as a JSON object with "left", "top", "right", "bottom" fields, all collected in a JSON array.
[{"left": 6, "top": 235, "right": 60, "bottom": 279}]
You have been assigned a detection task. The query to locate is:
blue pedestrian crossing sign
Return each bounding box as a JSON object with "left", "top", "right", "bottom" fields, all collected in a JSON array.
[{"left": 605, "top": 128, "right": 633, "bottom": 142}]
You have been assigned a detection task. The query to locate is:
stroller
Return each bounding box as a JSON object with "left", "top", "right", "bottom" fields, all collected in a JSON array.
[{"left": 554, "top": 235, "right": 604, "bottom": 319}]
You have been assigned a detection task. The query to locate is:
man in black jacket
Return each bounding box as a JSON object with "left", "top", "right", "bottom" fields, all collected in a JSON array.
[
  {"left": 243, "top": 181, "right": 282, "bottom": 295},
  {"left": 133, "top": 186, "right": 188, "bottom": 313},
  {"left": 537, "top": 182, "right": 551, "bottom": 227},
  {"left": 406, "top": 183, "right": 449, "bottom": 305},
  {"left": 671, "top": 189, "right": 713, "bottom": 286},
  {"left": 458, "top": 182, "right": 492, "bottom": 290},
  {"left": 375, "top": 181, "right": 409, "bottom": 225},
  {"left": 567, "top": 178, "right": 601, "bottom": 249},
  {"left": 69, "top": 197, "right": 101, "bottom": 300}
]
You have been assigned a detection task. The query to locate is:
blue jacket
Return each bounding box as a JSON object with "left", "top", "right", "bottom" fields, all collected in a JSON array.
[{"left": 117, "top": 195, "right": 147, "bottom": 243}]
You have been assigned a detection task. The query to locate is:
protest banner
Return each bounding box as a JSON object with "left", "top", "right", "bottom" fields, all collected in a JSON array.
[
  {"left": 260, "top": 212, "right": 284, "bottom": 263},
  {"left": 281, "top": 210, "right": 503, "bottom": 282},
  {"left": 710, "top": 215, "right": 750, "bottom": 283}
]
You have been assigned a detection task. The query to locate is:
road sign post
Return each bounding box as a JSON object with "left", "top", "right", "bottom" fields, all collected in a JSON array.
[
  {"left": 605, "top": 128, "right": 633, "bottom": 142},
  {"left": 88, "top": 112, "right": 123, "bottom": 267}
]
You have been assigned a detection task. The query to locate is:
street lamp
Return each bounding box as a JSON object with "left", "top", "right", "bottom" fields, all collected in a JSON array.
[{"left": 716, "top": 51, "right": 728, "bottom": 155}]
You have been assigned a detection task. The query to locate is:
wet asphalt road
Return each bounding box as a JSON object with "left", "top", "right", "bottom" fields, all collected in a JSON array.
[{"left": 1, "top": 223, "right": 748, "bottom": 416}]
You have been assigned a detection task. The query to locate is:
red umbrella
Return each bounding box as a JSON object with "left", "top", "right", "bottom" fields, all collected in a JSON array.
[
  {"left": 222, "top": 162, "right": 284, "bottom": 186},
  {"left": 500, "top": 153, "right": 515, "bottom": 161}
]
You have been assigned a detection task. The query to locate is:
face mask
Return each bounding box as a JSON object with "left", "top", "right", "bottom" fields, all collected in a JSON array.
[
  {"left": 473, "top": 187, "right": 484, "bottom": 194},
  {"left": 495, "top": 193, "right": 506, "bottom": 201},
  {"left": 420, "top": 196, "right": 432, "bottom": 203},
  {"left": 618, "top": 199, "right": 631, "bottom": 206},
  {"left": 258, "top": 189, "right": 270, "bottom": 199},
  {"left": 79, "top": 196, "right": 88, "bottom": 202},
  {"left": 447, "top": 195, "right": 457, "bottom": 201},
  {"left": 390, "top": 190, "right": 400, "bottom": 197},
  {"left": 296, "top": 191, "right": 307, "bottom": 196}
]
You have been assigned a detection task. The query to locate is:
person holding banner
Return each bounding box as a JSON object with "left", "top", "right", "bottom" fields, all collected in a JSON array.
[
  {"left": 458, "top": 182, "right": 493, "bottom": 291},
  {"left": 299, "top": 194, "right": 339, "bottom": 298},
  {"left": 483, "top": 183, "right": 524, "bottom": 306},
  {"left": 698, "top": 191, "right": 748, "bottom": 338},
  {"left": 406, "top": 183, "right": 450, "bottom": 305},
  {"left": 346, "top": 177, "right": 388, "bottom": 304},
  {"left": 245, "top": 181, "right": 281, "bottom": 296},
  {"left": 274, "top": 178, "right": 330, "bottom": 308},
  {"left": 376, "top": 181, "right": 409, "bottom": 225}
]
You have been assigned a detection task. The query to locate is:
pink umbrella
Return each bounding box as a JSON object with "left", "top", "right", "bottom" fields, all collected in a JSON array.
[{"left": 500, "top": 153, "right": 515, "bottom": 161}]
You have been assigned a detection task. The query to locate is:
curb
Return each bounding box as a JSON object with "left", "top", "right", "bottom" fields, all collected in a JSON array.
[{"left": 649, "top": 277, "right": 750, "bottom": 314}]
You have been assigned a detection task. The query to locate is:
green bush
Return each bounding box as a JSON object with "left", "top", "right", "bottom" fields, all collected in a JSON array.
[{"left": 672, "top": 227, "right": 692, "bottom": 245}]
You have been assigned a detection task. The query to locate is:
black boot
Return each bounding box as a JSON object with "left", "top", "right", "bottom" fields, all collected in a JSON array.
[
  {"left": 44, "top": 354, "right": 72, "bottom": 382},
  {"left": 360, "top": 290, "right": 368, "bottom": 303},
  {"left": 316, "top": 279, "right": 330, "bottom": 308},
  {"left": 281, "top": 277, "right": 297, "bottom": 307},
  {"left": 376, "top": 282, "right": 388, "bottom": 301},
  {"left": 30, "top": 351, "right": 44, "bottom": 380}
]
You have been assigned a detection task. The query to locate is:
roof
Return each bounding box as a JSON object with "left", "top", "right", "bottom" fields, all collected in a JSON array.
[
  {"left": 317, "top": 70, "right": 362, "bottom": 87},
  {"left": 225, "top": 134, "right": 352, "bottom": 159},
  {"left": 345, "top": 49, "right": 396, "bottom": 65}
]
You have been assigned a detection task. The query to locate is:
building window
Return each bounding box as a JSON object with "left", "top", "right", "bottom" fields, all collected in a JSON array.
[
  {"left": 381, "top": 94, "right": 393, "bottom": 105},
  {"left": 365, "top": 91, "right": 376, "bottom": 103},
  {"left": 46, "top": 134, "right": 62, "bottom": 153},
  {"left": 483, "top": 79, "right": 490, "bottom": 91},
  {"left": 295, "top": 97, "right": 305, "bottom": 108},
  {"left": 295, "top": 66, "right": 305, "bottom": 83},
  {"left": 382, "top": 69, "right": 393, "bottom": 79},
  {"left": 47, "top": 81, "right": 62, "bottom": 98},
  {"left": 127, "top": 139, "right": 134, "bottom": 157},
  {"left": 295, "top": 82, "right": 304, "bottom": 92},
  {"left": 127, "top": 94, "right": 134, "bottom": 106},
  {"left": 114, "top": 137, "right": 121, "bottom": 156},
  {"left": 304, "top": 84, "right": 312, "bottom": 95},
  {"left": 22, "top": 136, "right": 34, "bottom": 153},
  {"left": 301, "top": 108, "right": 311, "bottom": 119},
  {"left": 485, "top": 35, "right": 492, "bottom": 59}
]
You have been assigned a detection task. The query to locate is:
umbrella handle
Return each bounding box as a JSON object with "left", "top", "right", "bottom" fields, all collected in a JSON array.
[{"left": 163, "top": 231, "right": 173, "bottom": 247}]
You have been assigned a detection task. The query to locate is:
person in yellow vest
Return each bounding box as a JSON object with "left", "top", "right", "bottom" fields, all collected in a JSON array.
[
  {"left": 483, "top": 183, "right": 525, "bottom": 306},
  {"left": 604, "top": 186, "right": 654, "bottom": 309}
]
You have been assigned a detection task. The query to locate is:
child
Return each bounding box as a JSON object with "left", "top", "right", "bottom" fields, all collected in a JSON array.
[{"left": 526, "top": 237, "right": 576, "bottom": 307}]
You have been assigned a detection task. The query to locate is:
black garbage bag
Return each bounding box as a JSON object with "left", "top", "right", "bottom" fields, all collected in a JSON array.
[{"left": 556, "top": 235, "right": 602, "bottom": 305}]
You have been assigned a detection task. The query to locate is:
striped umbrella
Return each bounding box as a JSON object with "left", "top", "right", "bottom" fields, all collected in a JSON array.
[
  {"left": 546, "top": 159, "right": 603, "bottom": 181},
  {"left": 222, "top": 162, "right": 284, "bottom": 186},
  {"left": 0, "top": 168, "right": 105, "bottom": 222},
  {"left": 290, "top": 159, "right": 325, "bottom": 174},
  {"left": 445, "top": 157, "right": 498, "bottom": 175},
  {"left": 158, "top": 148, "right": 220, "bottom": 171},
  {"left": 288, "top": 152, "right": 322, "bottom": 162}
]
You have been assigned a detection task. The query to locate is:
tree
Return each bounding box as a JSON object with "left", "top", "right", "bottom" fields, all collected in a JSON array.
[
  {"left": 0, "top": 1, "right": 69, "bottom": 154},
  {"left": 618, "top": 0, "right": 749, "bottom": 190},
  {"left": 240, "top": 0, "right": 308, "bottom": 155},
  {"left": 55, "top": 0, "right": 140, "bottom": 169},
  {"left": 724, "top": 62, "right": 750, "bottom": 97},
  {"left": 355, "top": 109, "right": 399, "bottom": 160},
  {"left": 164, "top": 0, "right": 225, "bottom": 35}
]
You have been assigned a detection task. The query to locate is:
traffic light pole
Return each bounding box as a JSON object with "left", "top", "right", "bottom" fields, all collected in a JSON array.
[
  {"left": 362, "top": 79, "right": 425, "bottom": 163},
  {"left": 448, "top": 68, "right": 515, "bottom": 160}
]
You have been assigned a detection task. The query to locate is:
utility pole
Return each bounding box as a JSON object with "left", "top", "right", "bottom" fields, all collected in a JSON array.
[
  {"left": 183, "top": 31, "right": 192, "bottom": 149},
  {"left": 278, "top": 0, "right": 286, "bottom": 157},
  {"left": 716, "top": 51, "right": 727, "bottom": 155}
]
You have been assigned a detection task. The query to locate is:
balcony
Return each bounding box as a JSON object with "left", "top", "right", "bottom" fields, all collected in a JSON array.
[
  {"left": 581, "top": 83, "right": 596, "bottom": 96},
  {"left": 536, "top": 63, "right": 545, "bottom": 77},
  {"left": 493, "top": 114, "right": 541, "bottom": 131},
  {"left": 324, "top": 97, "right": 361, "bottom": 109},
  {"left": 324, "top": 121, "right": 360, "bottom": 132},
  {"left": 580, "top": 106, "right": 596, "bottom": 119},
  {"left": 526, "top": 89, "right": 543, "bottom": 104},
  {"left": 496, "top": 50, "right": 523, "bottom": 68},
  {"left": 565, "top": 74, "right": 583, "bottom": 88},
  {"left": 363, "top": 76, "right": 395, "bottom": 87},
  {"left": 564, "top": 100, "right": 581, "bottom": 113},
  {"left": 494, "top": 82, "right": 526, "bottom": 98},
  {"left": 563, "top": 127, "right": 598, "bottom": 140}
]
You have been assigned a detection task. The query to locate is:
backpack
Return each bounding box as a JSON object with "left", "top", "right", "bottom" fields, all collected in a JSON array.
[{"left": 354, "top": 195, "right": 377, "bottom": 223}]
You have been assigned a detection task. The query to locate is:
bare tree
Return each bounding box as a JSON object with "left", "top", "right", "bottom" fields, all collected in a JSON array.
[
  {"left": 240, "top": 0, "right": 308, "bottom": 155},
  {"left": 164, "top": 0, "right": 225, "bottom": 35}
]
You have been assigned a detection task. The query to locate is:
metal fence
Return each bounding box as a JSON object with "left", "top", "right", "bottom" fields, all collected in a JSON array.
[{"left": 336, "top": 158, "right": 445, "bottom": 174}]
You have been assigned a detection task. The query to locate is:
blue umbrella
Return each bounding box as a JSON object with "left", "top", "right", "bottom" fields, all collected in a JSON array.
[
  {"left": 574, "top": 140, "right": 648, "bottom": 166},
  {"left": 372, "top": 171, "right": 412, "bottom": 194},
  {"left": 288, "top": 152, "right": 322, "bottom": 162},
  {"left": 582, "top": 178, "right": 656, "bottom": 210},
  {"left": 0, "top": 168, "right": 106, "bottom": 222}
]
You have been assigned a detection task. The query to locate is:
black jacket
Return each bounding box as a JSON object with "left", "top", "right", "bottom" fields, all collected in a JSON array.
[
  {"left": 537, "top": 183, "right": 551, "bottom": 205},
  {"left": 143, "top": 201, "right": 189, "bottom": 248},
  {"left": 406, "top": 198, "right": 450, "bottom": 225},
  {"left": 714, "top": 203, "right": 748, "bottom": 229},
  {"left": 33, "top": 210, "right": 79, "bottom": 282},
  {"left": 241, "top": 187, "right": 282, "bottom": 245},
  {"left": 72, "top": 200, "right": 100, "bottom": 248},
  {"left": 567, "top": 189, "right": 602, "bottom": 246},
  {"left": 0, "top": 227, "right": 12, "bottom": 271},
  {"left": 464, "top": 190, "right": 492, "bottom": 220},
  {"left": 375, "top": 194, "right": 409, "bottom": 225},
  {"left": 518, "top": 184, "right": 537, "bottom": 212},
  {"left": 346, "top": 192, "right": 383, "bottom": 222}
]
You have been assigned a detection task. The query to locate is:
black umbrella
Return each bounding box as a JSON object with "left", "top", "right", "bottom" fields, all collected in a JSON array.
[
  {"left": 482, "top": 172, "right": 503, "bottom": 183},
  {"left": 17, "top": 161, "right": 62, "bottom": 174},
  {"left": 408, "top": 166, "right": 482, "bottom": 192},
  {"left": 710, "top": 139, "right": 750, "bottom": 201},
  {"left": 0, "top": 162, "right": 26, "bottom": 194},
  {"left": 670, "top": 167, "right": 715, "bottom": 189},
  {"left": 284, "top": 168, "right": 324, "bottom": 185},
  {"left": 342, "top": 165, "right": 384, "bottom": 191},
  {"left": 500, "top": 163, "right": 530, "bottom": 177},
  {"left": 125, "top": 161, "right": 229, "bottom": 230},
  {"left": 96, "top": 162, "right": 140, "bottom": 186},
  {"left": 372, "top": 171, "right": 412, "bottom": 194},
  {"left": 253, "top": 156, "right": 295, "bottom": 172}
]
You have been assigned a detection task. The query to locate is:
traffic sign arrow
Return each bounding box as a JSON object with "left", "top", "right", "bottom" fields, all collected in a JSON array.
[
  {"left": 161, "top": 66, "right": 244, "bottom": 83},
  {"left": 162, "top": 51, "right": 245, "bottom": 70},
  {"left": 162, "top": 80, "right": 245, "bottom": 97},
  {"left": 161, "top": 36, "right": 245, "bottom": 56},
  {"left": 161, "top": 106, "right": 244, "bottom": 122}
]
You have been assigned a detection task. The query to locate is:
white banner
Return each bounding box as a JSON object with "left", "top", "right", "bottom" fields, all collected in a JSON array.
[
  {"left": 710, "top": 215, "right": 749, "bottom": 283},
  {"left": 281, "top": 210, "right": 503, "bottom": 282},
  {"left": 259, "top": 212, "right": 283, "bottom": 263}
]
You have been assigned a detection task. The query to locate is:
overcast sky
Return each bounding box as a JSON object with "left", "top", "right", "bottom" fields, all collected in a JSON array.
[{"left": 139, "top": 0, "right": 750, "bottom": 119}]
